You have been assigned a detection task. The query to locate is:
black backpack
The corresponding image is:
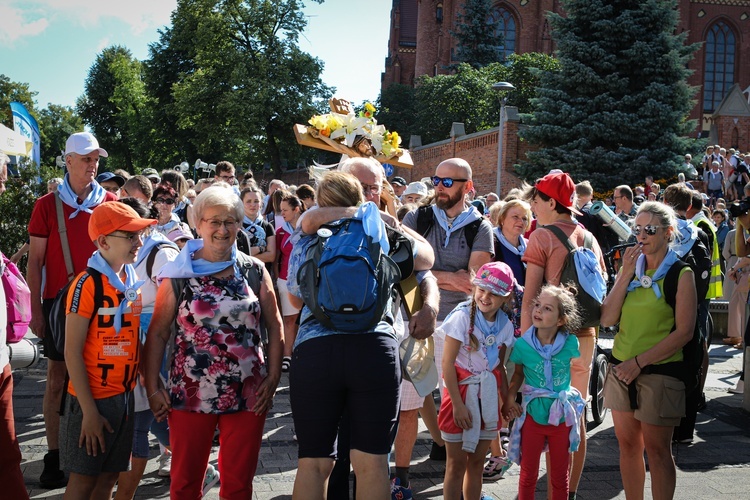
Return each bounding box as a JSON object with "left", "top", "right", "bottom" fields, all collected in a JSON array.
[
  {"left": 679, "top": 234, "right": 712, "bottom": 302},
  {"left": 415, "top": 205, "right": 483, "bottom": 247},
  {"left": 48, "top": 268, "right": 104, "bottom": 357},
  {"left": 145, "top": 241, "right": 177, "bottom": 281},
  {"left": 663, "top": 260, "right": 704, "bottom": 391}
]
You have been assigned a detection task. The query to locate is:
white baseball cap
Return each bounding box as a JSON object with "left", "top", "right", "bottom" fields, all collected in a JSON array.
[
  {"left": 65, "top": 132, "right": 108, "bottom": 157},
  {"left": 403, "top": 181, "right": 428, "bottom": 198}
]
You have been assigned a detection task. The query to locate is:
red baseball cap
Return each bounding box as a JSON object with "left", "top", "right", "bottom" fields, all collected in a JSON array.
[
  {"left": 88, "top": 202, "right": 156, "bottom": 241},
  {"left": 535, "top": 172, "right": 582, "bottom": 216}
]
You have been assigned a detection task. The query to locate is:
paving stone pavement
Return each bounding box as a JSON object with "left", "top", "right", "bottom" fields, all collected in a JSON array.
[{"left": 12, "top": 342, "right": 750, "bottom": 499}]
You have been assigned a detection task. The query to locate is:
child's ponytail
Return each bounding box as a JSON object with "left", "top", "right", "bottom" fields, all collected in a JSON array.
[{"left": 467, "top": 299, "right": 480, "bottom": 350}]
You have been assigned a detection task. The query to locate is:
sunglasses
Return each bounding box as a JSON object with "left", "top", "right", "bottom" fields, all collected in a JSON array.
[
  {"left": 632, "top": 225, "right": 663, "bottom": 236},
  {"left": 154, "top": 198, "right": 176, "bottom": 205},
  {"left": 432, "top": 176, "right": 469, "bottom": 188}
]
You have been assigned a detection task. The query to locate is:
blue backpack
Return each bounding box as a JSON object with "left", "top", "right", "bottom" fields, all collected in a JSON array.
[
  {"left": 297, "top": 217, "right": 404, "bottom": 332},
  {"left": 545, "top": 225, "right": 606, "bottom": 328}
]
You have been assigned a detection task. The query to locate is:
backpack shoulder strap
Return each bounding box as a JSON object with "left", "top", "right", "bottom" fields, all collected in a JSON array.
[
  {"left": 145, "top": 242, "right": 171, "bottom": 280},
  {"left": 55, "top": 191, "right": 75, "bottom": 281},
  {"left": 464, "top": 218, "right": 483, "bottom": 249},
  {"left": 663, "top": 259, "right": 690, "bottom": 311},
  {"left": 82, "top": 267, "right": 105, "bottom": 320},
  {"left": 236, "top": 252, "right": 263, "bottom": 297},
  {"left": 544, "top": 224, "right": 575, "bottom": 253},
  {"left": 415, "top": 205, "right": 433, "bottom": 237}
]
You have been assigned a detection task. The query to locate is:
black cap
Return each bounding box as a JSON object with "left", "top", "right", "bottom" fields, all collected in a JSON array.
[{"left": 391, "top": 176, "right": 407, "bottom": 186}]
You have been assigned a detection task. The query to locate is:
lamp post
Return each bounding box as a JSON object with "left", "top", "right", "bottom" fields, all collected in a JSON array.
[{"left": 492, "top": 81, "right": 515, "bottom": 196}]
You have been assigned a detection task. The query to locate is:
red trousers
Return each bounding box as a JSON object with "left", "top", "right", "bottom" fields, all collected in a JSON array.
[
  {"left": 168, "top": 408, "right": 266, "bottom": 499},
  {"left": 0, "top": 363, "right": 28, "bottom": 499},
  {"left": 518, "top": 415, "right": 571, "bottom": 500}
]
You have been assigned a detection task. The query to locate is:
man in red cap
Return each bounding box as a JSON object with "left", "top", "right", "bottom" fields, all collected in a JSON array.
[
  {"left": 27, "top": 131, "right": 118, "bottom": 488},
  {"left": 521, "top": 171, "right": 606, "bottom": 500}
]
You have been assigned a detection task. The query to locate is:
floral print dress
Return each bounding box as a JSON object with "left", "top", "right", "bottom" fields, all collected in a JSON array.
[{"left": 169, "top": 274, "right": 266, "bottom": 414}]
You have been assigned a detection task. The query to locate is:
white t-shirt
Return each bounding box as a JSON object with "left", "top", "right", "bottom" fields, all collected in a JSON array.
[
  {"left": 135, "top": 245, "right": 180, "bottom": 314},
  {"left": 438, "top": 303, "right": 514, "bottom": 375}
]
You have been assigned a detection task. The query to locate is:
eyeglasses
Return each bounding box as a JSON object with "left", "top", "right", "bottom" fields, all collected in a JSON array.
[
  {"left": 219, "top": 174, "right": 235, "bottom": 181},
  {"left": 632, "top": 225, "right": 664, "bottom": 236},
  {"left": 201, "top": 218, "right": 239, "bottom": 230},
  {"left": 432, "top": 176, "right": 469, "bottom": 188},
  {"left": 108, "top": 231, "right": 145, "bottom": 244},
  {"left": 361, "top": 183, "right": 382, "bottom": 195},
  {"left": 154, "top": 198, "right": 176, "bottom": 205}
]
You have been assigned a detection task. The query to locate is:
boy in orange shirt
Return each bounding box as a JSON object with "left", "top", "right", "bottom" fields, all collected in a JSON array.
[{"left": 60, "top": 202, "right": 155, "bottom": 499}]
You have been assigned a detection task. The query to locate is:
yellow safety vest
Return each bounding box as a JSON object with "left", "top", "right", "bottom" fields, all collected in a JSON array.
[{"left": 694, "top": 215, "right": 723, "bottom": 299}]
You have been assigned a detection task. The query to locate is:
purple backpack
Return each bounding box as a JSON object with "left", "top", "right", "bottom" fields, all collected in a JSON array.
[{"left": 1, "top": 252, "right": 32, "bottom": 343}]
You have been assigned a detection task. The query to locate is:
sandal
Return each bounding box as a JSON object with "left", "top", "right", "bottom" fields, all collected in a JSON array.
[{"left": 282, "top": 356, "right": 291, "bottom": 372}]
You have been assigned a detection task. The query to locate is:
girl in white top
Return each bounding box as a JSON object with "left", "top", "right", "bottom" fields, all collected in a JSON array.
[{"left": 439, "top": 262, "right": 516, "bottom": 500}]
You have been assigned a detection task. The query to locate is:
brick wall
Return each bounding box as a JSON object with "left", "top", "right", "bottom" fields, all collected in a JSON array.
[{"left": 715, "top": 115, "right": 750, "bottom": 152}]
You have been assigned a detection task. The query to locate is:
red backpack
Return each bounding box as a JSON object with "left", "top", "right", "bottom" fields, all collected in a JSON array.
[{"left": 1, "top": 252, "right": 32, "bottom": 343}]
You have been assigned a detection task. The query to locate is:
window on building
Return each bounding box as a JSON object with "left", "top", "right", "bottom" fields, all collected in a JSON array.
[
  {"left": 703, "top": 21, "right": 736, "bottom": 113},
  {"left": 436, "top": 3, "right": 443, "bottom": 24},
  {"left": 489, "top": 5, "right": 516, "bottom": 60}
]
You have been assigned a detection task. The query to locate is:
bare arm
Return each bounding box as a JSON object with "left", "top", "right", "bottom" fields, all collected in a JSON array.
[
  {"left": 502, "top": 365, "right": 524, "bottom": 420},
  {"left": 520, "top": 263, "right": 545, "bottom": 332},
  {"left": 433, "top": 250, "right": 492, "bottom": 295},
  {"left": 254, "top": 233, "right": 276, "bottom": 264},
  {"left": 299, "top": 206, "right": 357, "bottom": 234},
  {"left": 65, "top": 313, "right": 114, "bottom": 456},
  {"left": 408, "top": 274, "right": 439, "bottom": 340},
  {"left": 143, "top": 279, "right": 178, "bottom": 422},
  {"left": 600, "top": 244, "right": 641, "bottom": 327},
  {"left": 9, "top": 242, "right": 29, "bottom": 265},
  {"left": 252, "top": 268, "right": 284, "bottom": 414},
  {"left": 27, "top": 236, "right": 48, "bottom": 338}
]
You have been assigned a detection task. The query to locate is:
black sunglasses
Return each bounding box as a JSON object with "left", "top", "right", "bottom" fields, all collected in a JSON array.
[
  {"left": 432, "top": 176, "right": 469, "bottom": 188},
  {"left": 154, "top": 198, "right": 176, "bottom": 205}
]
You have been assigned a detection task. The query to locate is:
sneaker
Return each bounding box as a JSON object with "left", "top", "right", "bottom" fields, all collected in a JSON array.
[
  {"left": 500, "top": 429, "right": 510, "bottom": 452},
  {"left": 157, "top": 450, "right": 172, "bottom": 477},
  {"left": 282, "top": 356, "right": 292, "bottom": 373},
  {"left": 39, "top": 450, "right": 67, "bottom": 489},
  {"left": 429, "top": 441, "right": 446, "bottom": 461},
  {"left": 483, "top": 455, "right": 512, "bottom": 481},
  {"left": 203, "top": 464, "right": 220, "bottom": 497},
  {"left": 480, "top": 493, "right": 494, "bottom": 500},
  {"left": 390, "top": 477, "right": 413, "bottom": 500},
  {"left": 729, "top": 379, "right": 744, "bottom": 394}
]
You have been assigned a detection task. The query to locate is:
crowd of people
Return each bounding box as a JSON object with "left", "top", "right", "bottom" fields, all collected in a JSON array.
[{"left": 0, "top": 133, "right": 747, "bottom": 500}]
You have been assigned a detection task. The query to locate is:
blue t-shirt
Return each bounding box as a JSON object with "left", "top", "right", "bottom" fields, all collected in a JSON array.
[{"left": 509, "top": 332, "right": 580, "bottom": 424}]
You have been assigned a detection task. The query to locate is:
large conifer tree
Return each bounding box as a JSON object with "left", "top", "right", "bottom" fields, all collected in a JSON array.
[{"left": 519, "top": 0, "right": 700, "bottom": 189}]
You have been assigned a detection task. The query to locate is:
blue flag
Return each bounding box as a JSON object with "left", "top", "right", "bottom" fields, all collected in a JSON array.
[{"left": 10, "top": 102, "right": 41, "bottom": 167}]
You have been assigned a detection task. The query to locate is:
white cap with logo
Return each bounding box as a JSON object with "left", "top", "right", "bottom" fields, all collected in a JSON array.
[{"left": 65, "top": 132, "right": 108, "bottom": 157}]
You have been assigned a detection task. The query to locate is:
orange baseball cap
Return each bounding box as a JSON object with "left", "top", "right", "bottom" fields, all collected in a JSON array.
[{"left": 88, "top": 201, "right": 157, "bottom": 241}]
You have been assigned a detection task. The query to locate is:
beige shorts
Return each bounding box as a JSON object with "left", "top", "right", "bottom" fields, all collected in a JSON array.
[
  {"left": 571, "top": 335, "right": 595, "bottom": 400},
  {"left": 276, "top": 278, "right": 301, "bottom": 316},
  {"left": 603, "top": 367, "right": 685, "bottom": 426}
]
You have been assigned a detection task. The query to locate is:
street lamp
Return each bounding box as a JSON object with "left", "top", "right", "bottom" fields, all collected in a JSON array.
[{"left": 492, "top": 81, "right": 515, "bottom": 196}]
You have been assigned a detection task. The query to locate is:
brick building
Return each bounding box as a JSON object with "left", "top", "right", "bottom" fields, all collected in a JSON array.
[{"left": 382, "top": 0, "right": 750, "bottom": 145}]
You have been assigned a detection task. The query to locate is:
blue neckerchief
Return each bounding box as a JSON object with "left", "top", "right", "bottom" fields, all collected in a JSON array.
[
  {"left": 87, "top": 251, "right": 145, "bottom": 334},
  {"left": 493, "top": 227, "right": 527, "bottom": 257},
  {"left": 521, "top": 326, "right": 568, "bottom": 391},
  {"left": 243, "top": 215, "right": 268, "bottom": 247},
  {"left": 356, "top": 201, "right": 390, "bottom": 253},
  {"left": 57, "top": 174, "right": 107, "bottom": 219},
  {"left": 154, "top": 213, "right": 181, "bottom": 235},
  {"left": 157, "top": 239, "right": 238, "bottom": 280},
  {"left": 134, "top": 232, "right": 179, "bottom": 270},
  {"left": 474, "top": 309, "right": 509, "bottom": 369},
  {"left": 672, "top": 218, "right": 698, "bottom": 258},
  {"left": 432, "top": 204, "right": 481, "bottom": 248},
  {"left": 281, "top": 220, "right": 295, "bottom": 249},
  {"left": 626, "top": 249, "right": 679, "bottom": 299},
  {"left": 173, "top": 199, "right": 188, "bottom": 213}
]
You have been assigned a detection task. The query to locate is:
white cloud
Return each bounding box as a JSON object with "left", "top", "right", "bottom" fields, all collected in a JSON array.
[
  {"left": 0, "top": 5, "right": 50, "bottom": 45},
  {"left": 2, "top": 0, "right": 176, "bottom": 40}
]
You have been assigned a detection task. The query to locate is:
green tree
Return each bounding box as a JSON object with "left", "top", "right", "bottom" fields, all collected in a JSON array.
[
  {"left": 162, "top": 0, "right": 332, "bottom": 176},
  {"left": 519, "top": 0, "right": 699, "bottom": 190},
  {"left": 376, "top": 83, "right": 417, "bottom": 143},
  {"left": 76, "top": 46, "right": 149, "bottom": 172},
  {"left": 0, "top": 75, "right": 37, "bottom": 127},
  {"left": 37, "top": 105, "right": 84, "bottom": 167},
  {"left": 451, "top": 0, "right": 503, "bottom": 68}
]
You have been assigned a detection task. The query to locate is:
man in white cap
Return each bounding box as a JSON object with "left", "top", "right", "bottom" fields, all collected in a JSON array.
[
  {"left": 27, "top": 131, "right": 117, "bottom": 488},
  {"left": 402, "top": 181, "right": 428, "bottom": 205}
]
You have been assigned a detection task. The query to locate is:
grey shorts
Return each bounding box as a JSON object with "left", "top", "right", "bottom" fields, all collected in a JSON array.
[{"left": 60, "top": 392, "right": 134, "bottom": 476}]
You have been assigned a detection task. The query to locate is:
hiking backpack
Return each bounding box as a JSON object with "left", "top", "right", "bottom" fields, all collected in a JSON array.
[
  {"left": 48, "top": 268, "right": 104, "bottom": 356},
  {"left": 663, "top": 260, "right": 704, "bottom": 392},
  {"left": 1, "top": 252, "right": 32, "bottom": 343},
  {"left": 544, "top": 225, "right": 607, "bottom": 328},
  {"left": 297, "top": 217, "right": 403, "bottom": 332}
]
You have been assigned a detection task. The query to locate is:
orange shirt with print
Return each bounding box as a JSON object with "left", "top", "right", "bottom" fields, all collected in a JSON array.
[{"left": 65, "top": 271, "right": 141, "bottom": 399}]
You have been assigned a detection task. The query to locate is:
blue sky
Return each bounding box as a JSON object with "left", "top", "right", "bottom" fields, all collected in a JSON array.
[{"left": 0, "top": 0, "right": 391, "bottom": 110}]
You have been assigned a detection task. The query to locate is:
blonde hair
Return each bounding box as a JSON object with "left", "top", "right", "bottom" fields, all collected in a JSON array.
[
  {"left": 316, "top": 171, "right": 365, "bottom": 208},
  {"left": 497, "top": 198, "right": 532, "bottom": 232}
]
